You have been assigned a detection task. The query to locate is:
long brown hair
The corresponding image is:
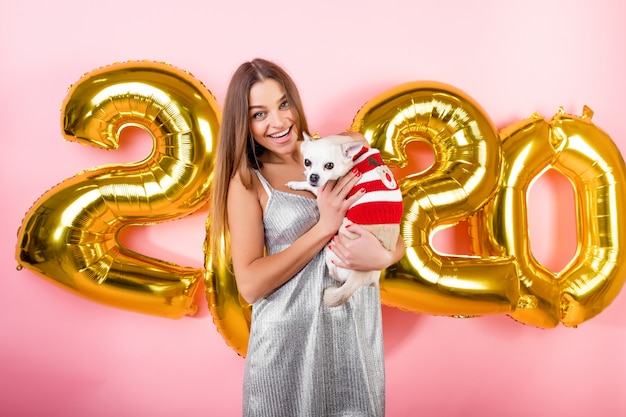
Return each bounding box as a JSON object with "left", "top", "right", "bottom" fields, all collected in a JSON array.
[{"left": 208, "top": 58, "right": 310, "bottom": 263}]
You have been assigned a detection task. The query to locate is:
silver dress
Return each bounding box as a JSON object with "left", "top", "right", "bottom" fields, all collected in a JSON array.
[{"left": 243, "top": 171, "right": 385, "bottom": 417}]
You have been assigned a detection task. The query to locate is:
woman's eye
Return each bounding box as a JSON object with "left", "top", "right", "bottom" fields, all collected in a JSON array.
[
  {"left": 280, "top": 100, "right": 289, "bottom": 109},
  {"left": 252, "top": 112, "right": 264, "bottom": 119}
]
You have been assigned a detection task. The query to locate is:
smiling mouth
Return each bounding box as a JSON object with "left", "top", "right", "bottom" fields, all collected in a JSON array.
[{"left": 268, "top": 127, "right": 291, "bottom": 139}]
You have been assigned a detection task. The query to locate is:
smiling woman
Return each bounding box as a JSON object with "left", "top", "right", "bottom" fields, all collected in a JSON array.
[{"left": 206, "top": 58, "right": 404, "bottom": 416}]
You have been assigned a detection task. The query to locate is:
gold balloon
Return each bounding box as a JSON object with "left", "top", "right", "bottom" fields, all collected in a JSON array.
[
  {"left": 15, "top": 61, "right": 220, "bottom": 318},
  {"left": 350, "top": 81, "right": 520, "bottom": 317},
  {"left": 204, "top": 230, "right": 251, "bottom": 357},
  {"left": 471, "top": 107, "right": 626, "bottom": 327}
]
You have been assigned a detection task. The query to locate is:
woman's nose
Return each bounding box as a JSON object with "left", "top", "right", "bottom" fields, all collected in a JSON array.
[{"left": 267, "top": 111, "right": 285, "bottom": 127}]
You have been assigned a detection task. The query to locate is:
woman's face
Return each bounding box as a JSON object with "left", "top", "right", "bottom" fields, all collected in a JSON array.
[{"left": 248, "top": 78, "right": 298, "bottom": 155}]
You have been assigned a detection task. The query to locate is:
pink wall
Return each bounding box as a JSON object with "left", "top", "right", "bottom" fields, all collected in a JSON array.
[{"left": 2, "top": 0, "right": 625, "bottom": 416}]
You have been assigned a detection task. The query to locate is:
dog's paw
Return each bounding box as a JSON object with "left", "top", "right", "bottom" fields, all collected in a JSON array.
[
  {"left": 323, "top": 287, "right": 349, "bottom": 307},
  {"left": 286, "top": 181, "right": 317, "bottom": 195},
  {"left": 285, "top": 181, "right": 301, "bottom": 190}
]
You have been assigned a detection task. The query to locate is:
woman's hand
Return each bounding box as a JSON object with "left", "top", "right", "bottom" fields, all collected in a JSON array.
[
  {"left": 329, "top": 223, "right": 405, "bottom": 271},
  {"left": 315, "top": 170, "right": 364, "bottom": 236}
]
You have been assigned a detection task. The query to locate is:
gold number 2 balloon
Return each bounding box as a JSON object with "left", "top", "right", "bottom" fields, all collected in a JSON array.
[
  {"left": 15, "top": 61, "right": 220, "bottom": 318},
  {"left": 349, "top": 81, "right": 522, "bottom": 317}
]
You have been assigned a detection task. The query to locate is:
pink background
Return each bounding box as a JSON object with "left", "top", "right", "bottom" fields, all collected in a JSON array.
[{"left": 2, "top": 0, "right": 626, "bottom": 416}]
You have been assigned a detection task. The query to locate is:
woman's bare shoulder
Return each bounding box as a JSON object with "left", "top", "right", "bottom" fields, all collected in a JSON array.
[{"left": 228, "top": 169, "right": 268, "bottom": 210}]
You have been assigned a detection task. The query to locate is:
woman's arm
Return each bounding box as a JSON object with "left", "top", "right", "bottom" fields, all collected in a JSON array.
[
  {"left": 227, "top": 170, "right": 364, "bottom": 304},
  {"left": 328, "top": 223, "right": 406, "bottom": 271}
]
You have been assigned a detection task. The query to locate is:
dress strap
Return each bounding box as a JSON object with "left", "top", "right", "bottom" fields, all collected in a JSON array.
[{"left": 253, "top": 169, "right": 273, "bottom": 197}]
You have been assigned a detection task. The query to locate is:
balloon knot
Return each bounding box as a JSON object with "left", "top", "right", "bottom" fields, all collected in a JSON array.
[
  {"left": 516, "top": 294, "right": 538, "bottom": 309},
  {"left": 581, "top": 105, "right": 594, "bottom": 120}
]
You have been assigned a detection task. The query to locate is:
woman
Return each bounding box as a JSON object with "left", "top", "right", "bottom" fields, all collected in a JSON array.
[{"left": 209, "top": 58, "right": 405, "bottom": 416}]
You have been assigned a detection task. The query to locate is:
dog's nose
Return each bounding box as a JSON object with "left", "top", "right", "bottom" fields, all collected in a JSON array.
[{"left": 309, "top": 174, "right": 319, "bottom": 185}]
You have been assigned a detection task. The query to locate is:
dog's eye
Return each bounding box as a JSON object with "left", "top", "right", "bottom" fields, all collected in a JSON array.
[
  {"left": 324, "top": 162, "right": 334, "bottom": 170},
  {"left": 304, "top": 159, "right": 311, "bottom": 167}
]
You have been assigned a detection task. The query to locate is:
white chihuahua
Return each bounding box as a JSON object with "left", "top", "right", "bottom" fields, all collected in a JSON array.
[{"left": 287, "top": 133, "right": 403, "bottom": 307}]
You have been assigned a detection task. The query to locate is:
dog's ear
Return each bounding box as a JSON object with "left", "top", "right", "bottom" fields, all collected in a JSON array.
[
  {"left": 302, "top": 132, "right": 313, "bottom": 142},
  {"left": 341, "top": 141, "right": 365, "bottom": 161}
]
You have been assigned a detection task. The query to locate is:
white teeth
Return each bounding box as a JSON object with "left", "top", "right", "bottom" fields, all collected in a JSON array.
[{"left": 269, "top": 128, "right": 290, "bottom": 138}]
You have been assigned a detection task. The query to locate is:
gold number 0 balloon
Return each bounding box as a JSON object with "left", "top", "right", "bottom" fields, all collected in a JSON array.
[
  {"left": 471, "top": 107, "right": 626, "bottom": 328},
  {"left": 15, "top": 61, "right": 220, "bottom": 318},
  {"left": 349, "top": 81, "right": 521, "bottom": 317}
]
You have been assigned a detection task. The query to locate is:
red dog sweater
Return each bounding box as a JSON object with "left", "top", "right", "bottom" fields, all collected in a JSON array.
[{"left": 345, "top": 146, "right": 403, "bottom": 225}]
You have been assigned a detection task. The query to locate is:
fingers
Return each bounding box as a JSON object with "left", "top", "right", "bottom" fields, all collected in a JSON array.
[
  {"left": 328, "top": 234, "right": 357, "bottom": 270},
  {"left": 344, "top": 187, "right": 365, "bottom": 206},
  {"left": 341, "top": 223, "right": 364, "bottom": 238},
  {"left": 330, "top": 223, "right": 392, "bottom": 271},
  {"left": 336, "top": 168, "right": 361, "bottom": 194},
  {"left": 316, "top": 171, "right": 364, "bottom": 234},
  {"left": 321, "top": 170, "right": 363, "bottom": 203}
]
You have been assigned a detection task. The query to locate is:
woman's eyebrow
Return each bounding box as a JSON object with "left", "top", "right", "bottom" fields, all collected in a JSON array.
[{"left": 249, "top": 95, "right": 287, "bottom": 111}]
